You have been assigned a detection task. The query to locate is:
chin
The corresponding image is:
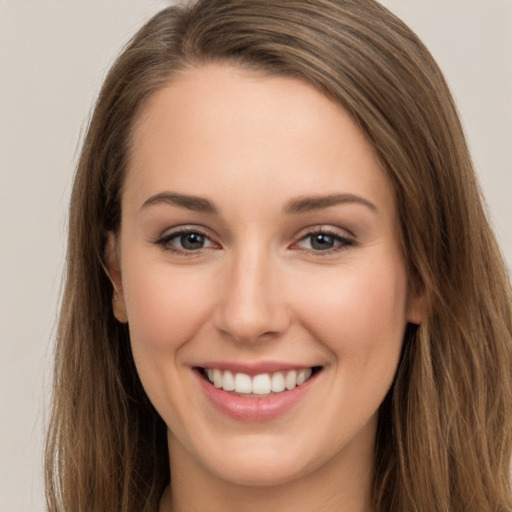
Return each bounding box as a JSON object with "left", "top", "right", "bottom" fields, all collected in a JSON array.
[
  {"left": 178, "top": 428, "right": 343, "bottom": 489},
  {"left": 206, "top": 451, "right": 317, "bottom": 488}
]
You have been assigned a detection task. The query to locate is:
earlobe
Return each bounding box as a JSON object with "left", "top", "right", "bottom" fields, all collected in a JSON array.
[
  {"left": 112, "top": 294, "right": 129, "bottom": 324},
  {"left": 105, "top": 232, "right": 128, "bottom": 324}
]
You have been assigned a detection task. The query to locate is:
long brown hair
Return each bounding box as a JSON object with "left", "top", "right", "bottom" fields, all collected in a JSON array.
[{"left": 45, "top": 1, "right": 512, "bottom": 510}]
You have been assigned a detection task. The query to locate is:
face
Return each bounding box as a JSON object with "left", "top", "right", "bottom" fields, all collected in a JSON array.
[{"left": 109, "top": 64, "right": 423, "bottom": 488}]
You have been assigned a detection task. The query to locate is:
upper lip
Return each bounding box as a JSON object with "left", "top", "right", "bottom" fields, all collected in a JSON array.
[{"left": 194, "top": 361, "right": 320, "bottom": 376}]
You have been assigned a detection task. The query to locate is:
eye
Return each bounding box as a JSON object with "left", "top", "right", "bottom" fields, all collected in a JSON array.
[
  {"left": 176, "top": 232, "right": 208, "bottom": 250},
  {"left": 154, "top": 228, "right": 217, "bottom": 254},
  {"left": 294, "top": 229, "right": 354, "bottom": 253}
]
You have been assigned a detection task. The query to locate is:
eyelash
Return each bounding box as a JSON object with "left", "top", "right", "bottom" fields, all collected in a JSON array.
[
  {"left": 293, "top": 228, "right": 355, "bottom": 255},
  {"left": 153, "top": 227, "right": 217, "bottom": 256},
  {"left": 152, "top": 226, "right": 355, "bottom": 256}
]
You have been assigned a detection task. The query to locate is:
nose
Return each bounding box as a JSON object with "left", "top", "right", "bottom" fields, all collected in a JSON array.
[{"left": 213, "top": 248, "right": 291, "bottom": 344}]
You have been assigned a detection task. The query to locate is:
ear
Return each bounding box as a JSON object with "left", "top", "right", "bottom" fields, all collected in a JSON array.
[
  {"left": 105, "top": 232, "right": 128, "bottom": 324},
  {"left": 406, "top": 281, "right": 427, "bottom": 326}
]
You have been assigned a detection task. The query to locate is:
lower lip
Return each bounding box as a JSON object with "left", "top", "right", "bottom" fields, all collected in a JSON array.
[{"left": 196, "top": 370, "right": 318, "bottom": 422}]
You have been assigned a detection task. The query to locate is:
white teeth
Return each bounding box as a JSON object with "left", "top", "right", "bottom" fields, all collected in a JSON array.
[
  {"left": 271, "top": 372, "right": 285, "bottom": 392},
  {"left": 223, "top": 370, "right": 235, "bottom": 391},
  {"left": 205, "top": 368, "right": 314, "bottom": 395},
  {"left": 234, "top": 373, "right": 252, "bottom": 393},
  {"left": 252, "top": 374, "right": 271, "bottom": 395},
  {"left": 297, "top": 368, "right": 312, "bottom": 385},
  {"left": 285, "top": 370, "right": 297, "bottom": 390},
  {"left": 213, "top": 369, "right": 223, "bottom": 388}
]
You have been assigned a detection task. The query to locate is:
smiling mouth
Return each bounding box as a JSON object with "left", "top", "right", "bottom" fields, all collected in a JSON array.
[{"left": 197, "top": 367, "right": 322, "bottom": 397}]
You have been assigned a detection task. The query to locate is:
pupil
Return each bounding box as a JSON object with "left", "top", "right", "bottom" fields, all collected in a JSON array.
[
  {"left": 311, "top": 234, "right": 334, "bottom": 250},
  {"left": 181, "top": 233, "right": 204, "bottom": 250}
]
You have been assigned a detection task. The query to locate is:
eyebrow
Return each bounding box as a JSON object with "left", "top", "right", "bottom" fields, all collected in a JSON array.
[
  {"left": 140, "top": 191, "right": 377, "bottom": 216},
  {"left": 141, "top": 192, "right": 219, "bottom": 214},
  {"left": 283, "top": 193, "right": 378, "bottom": 214}
]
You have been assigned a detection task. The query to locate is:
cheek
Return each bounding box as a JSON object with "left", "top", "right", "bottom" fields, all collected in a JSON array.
[
  {"left": 121, "top": 259, "right": 214, "bottom": 362},
  {"left": 119, "top": 258, "right": 219, "bottom": 424},
  {"left": 292, "top": 258, "right": 408, "bottom": 363}
]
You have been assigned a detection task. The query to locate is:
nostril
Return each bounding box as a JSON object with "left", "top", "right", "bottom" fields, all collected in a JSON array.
[{"left": 213, "top": 304, "right": 291, "bottom": 344}]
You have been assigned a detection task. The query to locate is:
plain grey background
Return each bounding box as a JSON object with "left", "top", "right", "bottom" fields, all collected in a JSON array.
[{"left": 0, "top": 1, "right": 510, "bottom": 510}]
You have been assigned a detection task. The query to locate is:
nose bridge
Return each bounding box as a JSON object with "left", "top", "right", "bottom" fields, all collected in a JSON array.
[{"left": 214, "top": 240, "right": 288, "bottom": 343}]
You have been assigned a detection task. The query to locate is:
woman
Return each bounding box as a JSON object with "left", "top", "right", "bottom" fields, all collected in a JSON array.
[{"left": 45, "top": 1, "right": 512, "bottom": 511}]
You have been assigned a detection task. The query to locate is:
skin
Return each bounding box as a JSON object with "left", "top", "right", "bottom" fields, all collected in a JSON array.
[{"left": 108, "top": 64, "right": 424, "bottom": 512}]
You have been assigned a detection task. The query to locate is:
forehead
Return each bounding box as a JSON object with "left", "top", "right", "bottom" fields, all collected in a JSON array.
[{"left": 125, "top": 64, "right": 394, "bottom": 217}]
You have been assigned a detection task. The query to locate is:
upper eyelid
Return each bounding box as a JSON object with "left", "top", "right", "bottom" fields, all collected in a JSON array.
[
  {"left": 157, "top": 225, "right": 215, "bottom": 240},
  {"left": 294, "top": 231, "right": 353, "bottom": 246},
  {"left": 294, "top": 224, "right": 355, "bottom": 240}
]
